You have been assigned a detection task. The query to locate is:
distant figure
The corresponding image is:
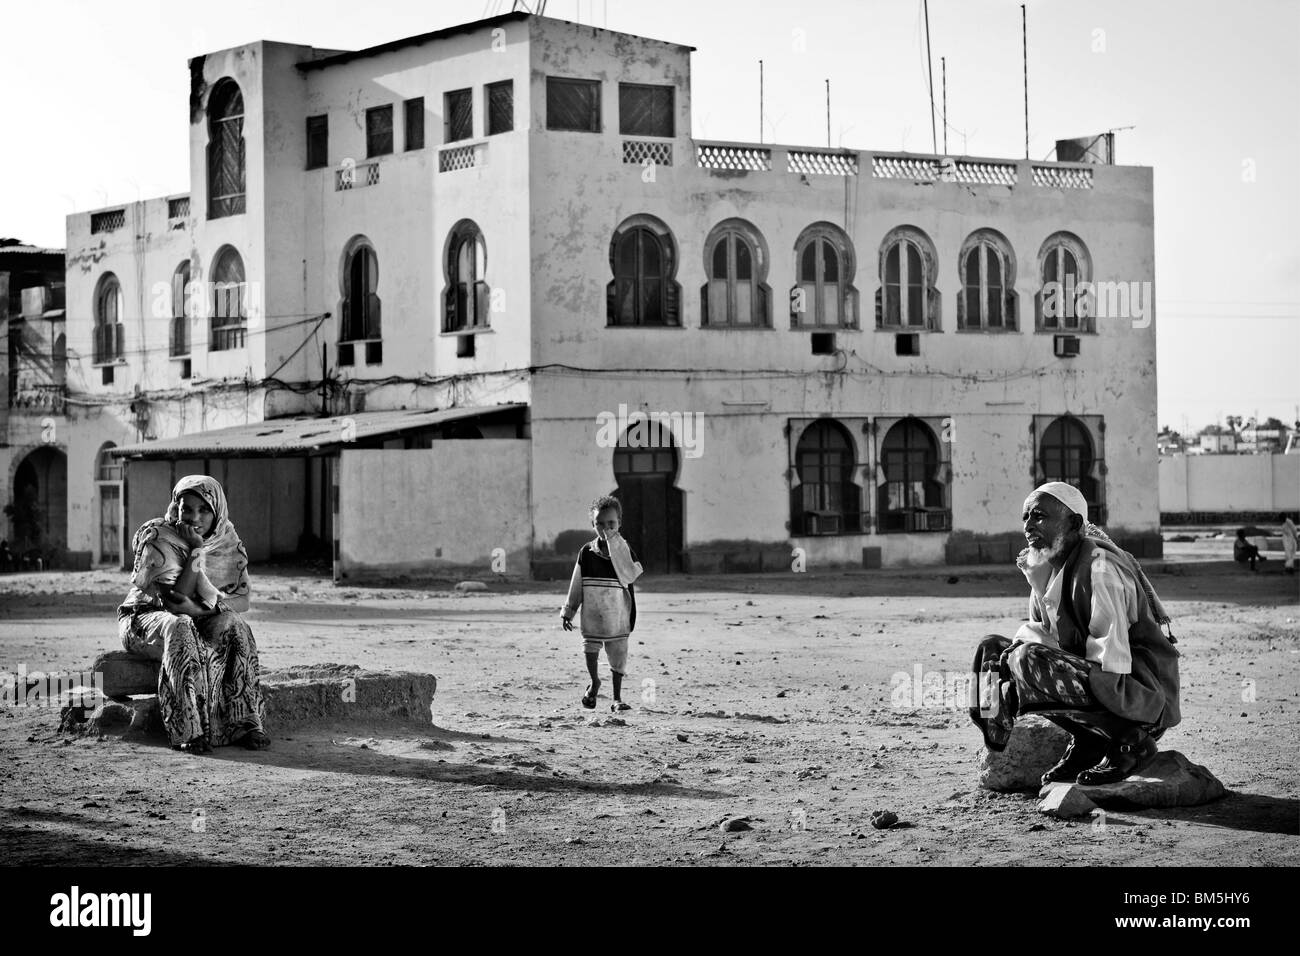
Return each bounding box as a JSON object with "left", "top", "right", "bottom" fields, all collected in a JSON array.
[
  {"left": 559, "top": 495, "right": 643, "bottom": 712},
  {"left": 1281, "top": 514, "right": 1297, "bottom": 575},
  {"left": 1234, "top": 529, "right": 1266, "bottom": 572},
  {"left": 0, "top": 539, "right": 13, "bottom": 572}
]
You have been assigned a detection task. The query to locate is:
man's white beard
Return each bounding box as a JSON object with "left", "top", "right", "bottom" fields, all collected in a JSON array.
[{"left": 1025, "top": 532, "right": 1066, "bottom": 567}]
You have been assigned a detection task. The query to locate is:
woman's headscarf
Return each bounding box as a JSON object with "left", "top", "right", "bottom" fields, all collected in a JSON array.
[{"left": 130, "top": 475, "right": 249, "bottom": 606}]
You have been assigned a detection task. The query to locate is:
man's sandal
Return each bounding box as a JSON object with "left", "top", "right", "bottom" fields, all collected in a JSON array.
[
  {"left": 581, "top": 687, "right": 597, "bottom": 709},
  {"left": 611, "top": 701, "right": 632, "bottom": 712}
]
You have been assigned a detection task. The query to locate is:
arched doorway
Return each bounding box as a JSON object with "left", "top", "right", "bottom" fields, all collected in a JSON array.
[
  {"left": 612, "top": 429, "right": 684, "bottom": 574},
  {"left": 9, "top": 446, "right": 67, "bottom": 557}
]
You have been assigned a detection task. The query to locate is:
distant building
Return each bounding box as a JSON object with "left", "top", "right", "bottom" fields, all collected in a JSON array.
[
  {"left": 0, "top": 241, "right": 71, "bottom": 564},
  {"left": 1198, "top": 428, "right": 1236, "bottom": 454},
  {"left": 58, "top": 11, "right": 1161, "bottom": 579}
]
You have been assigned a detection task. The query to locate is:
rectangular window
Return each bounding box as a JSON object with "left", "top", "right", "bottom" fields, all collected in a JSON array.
[
  {"left": 444, "top": 89, "right": 472, "bottom": 143},
  {"left": 404, "top": 98, "right": 425, "bottom": 151},
  {"left": 619, "top": 83, "right": 674, "bottom": 137},
  {"left": 306, "top": 115, "right": 328, "bottom": 169},
  {"left": 486, "top": 80, "right": 514, "bottom": 135},
  {"left": 546, "top": 77, "right": 600, "bottom": 132},
  {"left": 366, "top": 105, "right": 393, "bottom": 157}
]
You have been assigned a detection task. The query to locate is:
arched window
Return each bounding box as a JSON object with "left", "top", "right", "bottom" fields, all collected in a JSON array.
[
  {"left": 207, "top": 79, "right": 246, "bottom": 219},
  {"left": 443, "top": 221, "right": 488, "bottom": 334},
  {"left": 210, "top": 246, "right": 246, "bottom": 351},
  {"left": 96, "top": 442, "right": 122, "bottom": 482},
  {"left": 170, "top": 261, "right": 191, "bottom": 357},
  {"left": 1036, "top": 232, "right": 1092, "bottom": 331},
  {"left": 1037, "top": 415, "right": 1103, "bottom": 521},
  {"left": 608, "top": 215, "right": 680, "bottom": 327},
  {"left": 791, "top": 420, "right": 860, "bottom": 535},
  {"left": 792, "top": 223, "right": 858, "bottom": 328},
  {"left": 878, "top": 418, "right": 948, "bottom": 532},
  {"left": 877, "top": 226, "right": 939, "bottom": 330},
  {"left": 701, "top": 219, "right": 770, "bottom": 327},
  {"left": 93, "top": 273, "right": 123, "bottom": 364},
  {"left": 958, "top": 229, "right": 1017, "bottom": 330},
  {"left": 341, "top": 241, "right": 381, "bottom": 343}
]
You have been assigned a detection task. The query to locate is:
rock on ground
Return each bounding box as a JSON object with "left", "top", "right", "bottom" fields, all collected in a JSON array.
[
  {"left": 1038, "top": 784, "right": 1098, "bottom": 818},
  {"left": 1040, "top": 751, "right": 1227, "bottom": 809},
  {"left": 977, "top": 715, "right": 1071, "bottom": 791}
]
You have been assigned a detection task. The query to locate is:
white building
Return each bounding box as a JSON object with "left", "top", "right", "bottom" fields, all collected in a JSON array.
[{"left": 55, "top": 11, "right": 1161, "bottom": 580}]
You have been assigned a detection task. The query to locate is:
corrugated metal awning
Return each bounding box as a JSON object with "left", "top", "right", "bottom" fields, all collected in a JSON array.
[{"left": 111, "top": 404, "right": 525, "bottom": 459}]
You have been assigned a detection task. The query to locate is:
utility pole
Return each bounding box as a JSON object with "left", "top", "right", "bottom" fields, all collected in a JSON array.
[{"left": 318, "top": 343, "right": 329, "bottom": 417}]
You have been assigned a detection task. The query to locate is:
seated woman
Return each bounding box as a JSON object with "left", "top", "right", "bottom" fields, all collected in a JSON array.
[{"left": 118, "top": 475, "right": 270, "bottom": 753}]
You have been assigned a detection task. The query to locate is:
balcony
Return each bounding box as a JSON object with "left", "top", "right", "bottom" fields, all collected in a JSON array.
[
  {"left": 691, "top": 140, "right": 1097, "bottom": 189},
  {"left": 93, "top": 323, "right": 124, "bottom": 365}
]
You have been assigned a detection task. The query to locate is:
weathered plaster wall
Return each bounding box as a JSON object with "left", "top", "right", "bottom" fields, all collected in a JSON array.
[{"left": 337, "top": 441, "right": 530, "bottom": 578}]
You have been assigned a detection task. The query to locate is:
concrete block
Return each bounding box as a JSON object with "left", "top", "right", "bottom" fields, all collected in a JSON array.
[
  {"left": 260, "top": 664, "right": 437, "bottom": 728},
  {"left": 91, "top": 650, "right": 160, "bottom": 698}
]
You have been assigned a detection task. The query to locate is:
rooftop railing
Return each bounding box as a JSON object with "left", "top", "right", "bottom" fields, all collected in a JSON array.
[{"left": 690, "top": 140, "right": 1097, "bottom": 189}]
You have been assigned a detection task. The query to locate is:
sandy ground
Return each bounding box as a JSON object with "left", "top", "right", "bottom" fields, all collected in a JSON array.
[{"left": 1, "top": 548, "right": 1297, "bottom": 867}]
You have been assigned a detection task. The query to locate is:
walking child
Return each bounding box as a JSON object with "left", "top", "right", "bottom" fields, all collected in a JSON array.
[{"left": 559, "top": 496, "right": 643, "bottom": 711}]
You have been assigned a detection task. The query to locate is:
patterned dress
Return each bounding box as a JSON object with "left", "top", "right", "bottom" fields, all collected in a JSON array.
[{"left": 119, "top": 475, "right": 266, "bottom": 749}]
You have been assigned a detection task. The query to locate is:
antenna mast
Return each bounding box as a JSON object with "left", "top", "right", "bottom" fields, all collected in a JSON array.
[{"left": 923, "top": 0, "right": 937, "bottom": 153}]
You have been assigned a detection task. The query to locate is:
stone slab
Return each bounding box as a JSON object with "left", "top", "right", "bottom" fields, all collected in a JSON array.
[{"left": 1038, "top": 750, "right": 1227, "bottom": 809}]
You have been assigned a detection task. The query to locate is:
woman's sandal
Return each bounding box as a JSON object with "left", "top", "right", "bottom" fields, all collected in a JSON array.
[{"left": 240, "top": 730, "right": 271, "bottom": 751}]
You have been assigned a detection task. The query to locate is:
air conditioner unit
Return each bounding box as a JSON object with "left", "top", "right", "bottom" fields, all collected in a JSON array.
[{"left": 1054, "top": 334, "right": 1081, "bottom": 358}]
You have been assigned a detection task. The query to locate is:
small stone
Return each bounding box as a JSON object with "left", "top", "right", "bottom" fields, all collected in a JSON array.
[
  {"left": 676, "top": 733, "right": 689, "bottom": 742},
  {"left": 720, "top": 816, "right": 752, "bottom": 833},
  {"left": 870, "top": 810, "right": 899, "bottom": 830},
  {"left": 1038, "top": 784, "right": 1098, "bottom": 819},
  {"left": 454, "top": 581, "right": 488, "bottom": 592}
]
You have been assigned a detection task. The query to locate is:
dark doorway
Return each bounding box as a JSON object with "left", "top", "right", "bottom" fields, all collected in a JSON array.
[
  {"left": 9, "top": 446, "right": 67, "bottom": 555},
  {"left": 612, "top": 439, "right": 683, "bottom": 574}
]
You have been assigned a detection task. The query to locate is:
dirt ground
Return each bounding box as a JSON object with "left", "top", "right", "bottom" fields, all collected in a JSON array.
[{"left": 1, "top": 548, "right": 1297, "bottom": 867}]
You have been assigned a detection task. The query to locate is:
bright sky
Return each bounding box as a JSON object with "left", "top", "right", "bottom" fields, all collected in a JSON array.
[{"left": 2, "top": 0, "right": 1296, "bottom": 432}]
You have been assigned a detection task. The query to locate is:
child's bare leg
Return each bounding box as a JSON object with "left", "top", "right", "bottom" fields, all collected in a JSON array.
[
  {"left": 608, "top": 638, "right": 632, "bottom": 711},
  {"left": 582, "top": 650, "right": 600, "bottom": 708}
]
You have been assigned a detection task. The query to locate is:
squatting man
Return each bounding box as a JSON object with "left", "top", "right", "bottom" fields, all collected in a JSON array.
[{"left": 970, "top": 482, "right": 1181, "bottom": 786}]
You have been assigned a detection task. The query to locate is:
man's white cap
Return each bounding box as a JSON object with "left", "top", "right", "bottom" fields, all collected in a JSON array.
[{"left": 1026, "top": 481, "right": 1088, "bottom": 522}]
